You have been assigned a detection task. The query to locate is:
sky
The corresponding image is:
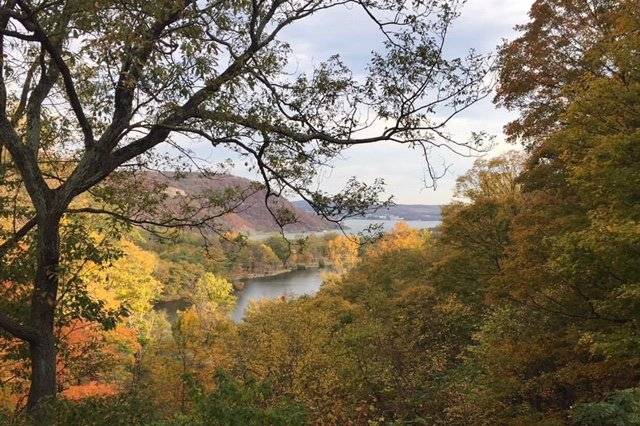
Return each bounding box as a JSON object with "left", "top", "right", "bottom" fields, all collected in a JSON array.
[{"left": 189, "top": 0, "right": 534, "bottom": 205}]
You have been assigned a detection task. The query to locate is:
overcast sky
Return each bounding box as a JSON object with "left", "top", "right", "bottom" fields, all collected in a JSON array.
[{"left": 187, "top": 0, "right": 534, "bottom": 204}]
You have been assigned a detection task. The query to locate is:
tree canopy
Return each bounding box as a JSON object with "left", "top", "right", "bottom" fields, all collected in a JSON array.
[
  {"left": 2, "top": 0, "right": 639, "bottom": 423},
  {"left": 0, "top": 0, "right": 492, "bottom": 411}
]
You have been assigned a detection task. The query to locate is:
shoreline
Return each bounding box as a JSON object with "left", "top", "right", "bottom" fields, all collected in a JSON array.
[
  {"left": 156, "top": 264, "right": 329, "bottom": 305},
  {"left": 232, "top": 264, "right": 328, "bottom": 289},
  {"left": 154, "top": 265, "right": 329, "bottom": 321}
]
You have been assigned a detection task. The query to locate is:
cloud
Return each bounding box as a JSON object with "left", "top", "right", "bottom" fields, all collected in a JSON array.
[
  {"left": 166, "top": 0, "right": 533, "bottom": 205},
  {"left": 277, "top": 0, "right": 533, "bottom": 204}
]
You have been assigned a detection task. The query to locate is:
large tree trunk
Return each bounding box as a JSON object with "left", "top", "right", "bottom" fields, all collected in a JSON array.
[
  {"left": 26, "top": 215, "right": 61, "bottom": 411},
  {"left": 27, "top": 334, "right": 57, "bottom": 410}
]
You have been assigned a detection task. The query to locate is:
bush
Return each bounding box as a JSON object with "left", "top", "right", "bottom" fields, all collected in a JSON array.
[
  {"left": 571, "top": 388, "right": 640, "bottom": 426},
  {"left": 160, "top": 372, "right": 307, "bottom": 426},
  {"left": 0, "top": 394, "right": 158, "bottom": 426}
]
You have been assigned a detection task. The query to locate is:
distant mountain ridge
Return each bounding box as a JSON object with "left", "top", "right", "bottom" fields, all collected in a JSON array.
[
  {"left": 292, "top": 200, "right": 442, "bottom": 221},
  {"left": 146, "top": 172, "right": 334, "bottom": 233}
]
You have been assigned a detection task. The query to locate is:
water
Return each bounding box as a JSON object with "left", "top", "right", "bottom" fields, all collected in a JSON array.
[
  {"left": 158, "top": 220, "right": 441, "bottom": 322},
  {"left": 272, "top": 218, "right": 441, "bottom": 240},
  {"left": 231, "top": 220, "right": 440, "bottom": 321},
  {"left": 155, "top": 269, "right": 325, "bottom": 323},
  {"left": 341, "top": 218, "right": 440, "bottom": 234},
  {"left": 231, "top": 268, "right": 325, "bottom": 322}
]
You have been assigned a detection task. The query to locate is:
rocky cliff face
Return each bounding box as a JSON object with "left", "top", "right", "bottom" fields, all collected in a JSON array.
[{"left": 148, "top": 172, "right": 333, "bottom": 233}]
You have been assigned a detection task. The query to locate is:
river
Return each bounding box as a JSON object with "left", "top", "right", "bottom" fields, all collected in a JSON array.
[
  {"left": 250, "top": 218, "right": 441, "bottom": 240},
  {"left": 232, "top": 219, "right": 441, "bottom": 321},
  {"left": 231, "top": 268, "right": 325, "bottom": 322},
  {"left": 158, "top": 219, "right": 441, "bottom": 322},
  {"left": 340, "top": 218, "right": 440, "bottom": 234}
]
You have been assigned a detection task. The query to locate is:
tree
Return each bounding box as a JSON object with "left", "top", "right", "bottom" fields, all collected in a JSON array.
[
  {"left": 176, "top": 371, "right": 307, "bottom": 426},
  {"left": 452, "top": 1, "right": 640, "bottom": 421},
  {"left": 327, "top": 235, "right": 359, "bottom": 272},
  {"left": 230, "top": 223, "right": 478, "bottom": 423},
  {"left": 431, "top": 151, "right": 523, "bottom": 307},
  {"left": 0, "top": 237, "right": 162, "bottom": 410},
  {"left": 189, "top": 272, "right": 236, "bottom": 313},
  {"left": 141, "top": 275, "right": 237, "bottom": 416},
  {"left": 264, "top": 235, "right": 290, "bottom": 267},
  {"left": 0, "top": 0, "right": 492, "bottom": 410},
  {"left": 494, "top": 0, "right": 622, "bottom": 146}
]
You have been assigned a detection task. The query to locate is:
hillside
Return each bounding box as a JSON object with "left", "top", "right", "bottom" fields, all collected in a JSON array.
[{"left": 147, "top": 173, "right": 334, "bottom": 233}]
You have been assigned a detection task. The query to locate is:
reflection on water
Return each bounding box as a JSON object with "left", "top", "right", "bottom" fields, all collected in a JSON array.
[{"left": 231, "top": 268, "right": 325, "bottom": 322}]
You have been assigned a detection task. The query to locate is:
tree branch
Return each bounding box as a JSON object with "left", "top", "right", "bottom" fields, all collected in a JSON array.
[
  {"left": 99, "top": 0, "right": 194, "bottom": 150},
  {"left": 0, "top": 216, "right": 37, "bottom": 259},
  {"left": 0, "top": 311, "right": 39, "bottom": 343},
  {"left": 14, "top": 0, "right": 94, "bottom": 148}
]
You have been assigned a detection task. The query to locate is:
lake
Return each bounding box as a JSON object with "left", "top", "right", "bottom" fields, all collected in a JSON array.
[
  {"left": 155, "top": 270, "right": 325, "bottom": 323},
  {"left": 233, "top": 219, "right": 441, "bottom": 321},
  {"left": 231, "top": 268, "right": 325, "bottom": 322},
  {"left": 158, "top": 219, "right": 441, "bottom": 322}
]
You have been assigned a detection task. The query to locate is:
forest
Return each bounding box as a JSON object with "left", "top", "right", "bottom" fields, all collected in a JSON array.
[{"left": 0, "top": 0, "right": 639, "bottom": 424}]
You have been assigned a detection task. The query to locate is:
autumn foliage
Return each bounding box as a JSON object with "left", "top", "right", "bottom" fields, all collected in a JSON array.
[{"left": 1, "top": 0, "right": 640, "bottom": 424}]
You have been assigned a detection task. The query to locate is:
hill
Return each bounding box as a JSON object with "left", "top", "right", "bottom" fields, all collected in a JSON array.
[{"left": 147, "top": 173, "right": 334, "bottom": 233}]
